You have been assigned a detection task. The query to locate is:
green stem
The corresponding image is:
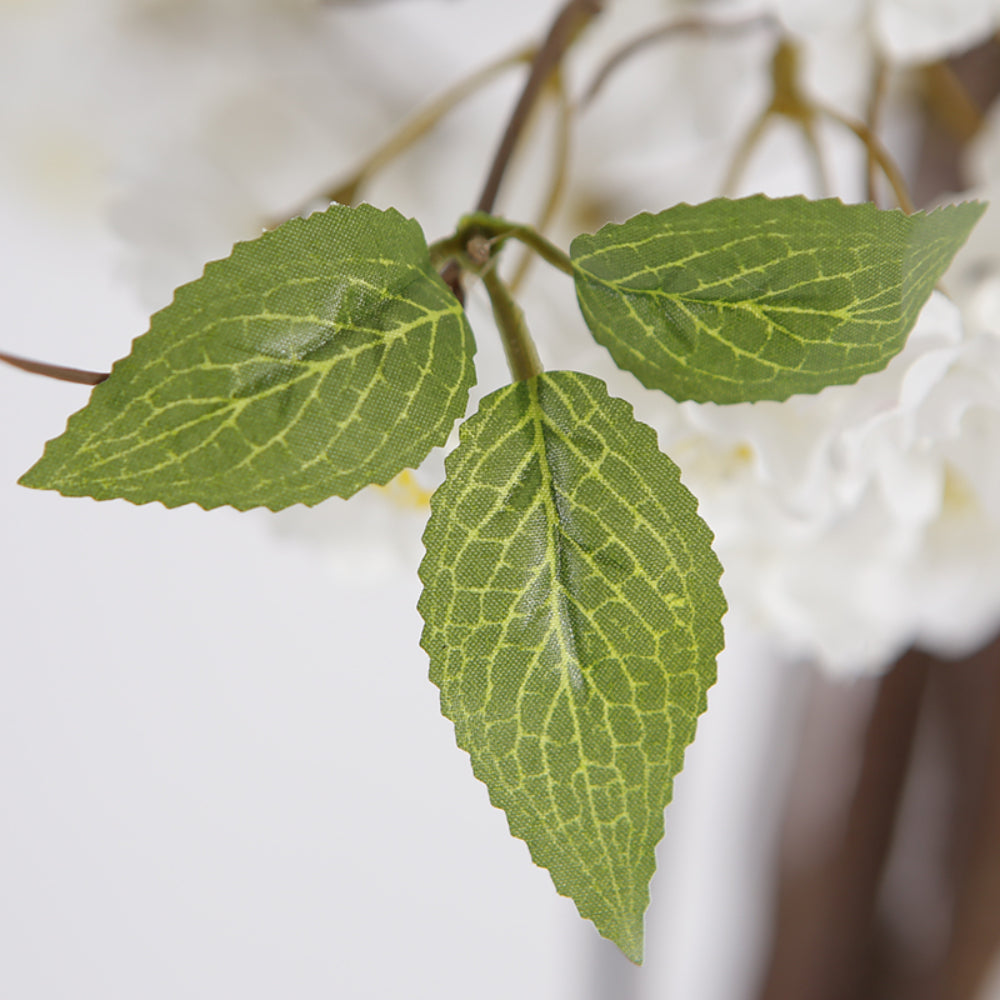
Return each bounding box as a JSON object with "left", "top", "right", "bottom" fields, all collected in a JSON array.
[
  {"left": 346, "top": 44, "right": 535, "bottom": 202},
  {"left": 800, "top": 115, "right": 831, "bottom": 198},
  {"left": 468, "top": 213, "right": 576, "bottom": 275},
  {"left": 428, "top": 234, "right": 465, "bottom": 269},
  {"left": 721, "top": 107, "right": 771, "bottom": 197},
  {"left": 430, "top": 215, "right": 576, "bottom": 278},
  {"left": 480, "top": 266, "right": 543, "bottom": 382},
  {"left": 430, "top": 216, "right": 569, "bottom": 378},
  {"left": 865, "top": 59, "right": 888, "bottom": 205},
  {"left": 500, "top": 223, "right": 575, "bottom": 277}
]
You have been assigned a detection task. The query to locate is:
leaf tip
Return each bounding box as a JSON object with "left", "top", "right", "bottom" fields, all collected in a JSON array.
[
  {"left": 16, "top": 465, "right": 45, "bottom": 492},
  {"left": 600, "top": 909, "right": 645, "bottom": 965}
]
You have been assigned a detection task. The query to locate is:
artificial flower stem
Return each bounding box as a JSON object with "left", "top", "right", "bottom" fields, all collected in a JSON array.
[
  {"left": 819, "top": 104, "right": 916, "bottom": 214},
  {"left": 500, "top": 223, "right": 576, "bottom": 277},
  {"left": 466, "top": 214, "right": 575, "bottom": 276},
  {"left": 579, "top": 13, "right": 774, "bottom": 108},
  {"left": 800, "top": 116, "right": 832, "bottom": 198},
  {"left": 273, "top": 44, "right": 536, "bottom": 224},
  {"left": 477, "top": 0, "right": 604, "bottom": 214},
  {"left": 721, "top": 108, "right": 772, "bottom": 197},
  {"left": 432, "top": 215, "right": 576, "bottom": 278},
  {"left": 0, "top": 351, "right": 107, "bottom": 385},
  {"left": 865, "top": 59, "right": 888, "bottom": 205},
  {"left": 480, "top": 265, "right": 543, "bottom": 382},
  {"left": 340, "top": 44, "right": 536, "bottom": 202}
]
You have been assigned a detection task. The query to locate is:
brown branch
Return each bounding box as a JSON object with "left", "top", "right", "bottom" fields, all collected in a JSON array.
[
  {"left": 438, "top": 259, "right": 465, "bottom": 307},
  {"left": 756, "top": 651, "right": 931, "bottom": 1000},
  {"left": 476, "top": 0, "right": 603, "bottom": 214},
  {"left": 931, "top": 635, "right": 1000, "bottom": 1000},
  {"left": 0, "top": 351, "right": 107, "bottom": 385}
]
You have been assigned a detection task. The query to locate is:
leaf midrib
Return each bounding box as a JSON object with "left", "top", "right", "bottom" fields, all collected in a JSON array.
[
  {"left": 578, "top": 271, "right": 898, "bottom": 388},
  {"left": 527, "top": 376, "right": 632, "bottom": 928}
]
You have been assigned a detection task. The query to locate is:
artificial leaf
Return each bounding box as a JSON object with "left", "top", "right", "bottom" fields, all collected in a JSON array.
[
  {"left": 21, "top": 204, "right": 475, "bottom": 510},
  {"left": 418, "top": 371, "right": 725, "bottom": 962},
  {"left": 570, "top": 195, "right": 984, "bottom": 404}
]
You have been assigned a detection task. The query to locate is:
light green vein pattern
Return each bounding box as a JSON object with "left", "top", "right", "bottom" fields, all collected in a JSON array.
[
  {"left": 571, "top": 196, "right": 983, "bottom": 404},
  {"left": 418, "top": 371, "right": 726, "bottom": 962},
  {"left": 21, "top": 204, "right": 475, "bottom": 510}
]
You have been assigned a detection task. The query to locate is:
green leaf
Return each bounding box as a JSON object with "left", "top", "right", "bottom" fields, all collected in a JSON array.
[
  {"left": 21, "top": 204, "right": 475, "bottom": 510},
  {"left": 418, "top": 371, "right": 725, "bottom": 962},
  {"left": 570, "top": 195, "right": 984, "bottom": 404}
]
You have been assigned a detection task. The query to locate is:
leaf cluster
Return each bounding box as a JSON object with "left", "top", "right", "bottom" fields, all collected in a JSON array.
[{"left": 19, "top": 194, "right": 982, "bottom": 960}]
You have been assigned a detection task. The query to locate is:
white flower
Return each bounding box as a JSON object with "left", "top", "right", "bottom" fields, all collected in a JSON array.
[{"left": 902, "top": 107, "right": 1000, "bottom": 656}]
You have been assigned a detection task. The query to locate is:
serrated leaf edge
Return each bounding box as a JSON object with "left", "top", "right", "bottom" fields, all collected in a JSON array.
[
  {"left": 417, "top": 370, "right": 726, "bottom": 962},
  {"left": 20, "top": 203, "right": 475, "bottom": 512},
  {"left": 569, "top": 196, "right": 985, "bottom": 404}
]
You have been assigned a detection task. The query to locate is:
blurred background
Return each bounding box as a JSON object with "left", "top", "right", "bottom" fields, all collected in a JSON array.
[{"left": 2, "top": 1, "right": 1000, "bottom": 997}]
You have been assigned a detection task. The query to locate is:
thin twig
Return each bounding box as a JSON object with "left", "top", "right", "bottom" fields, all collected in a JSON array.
[
  {"left": 271, "top": 44, "right": 535, "bottom": 226},
  {"left": 720, "top": 108, "right": 771, "bottom": 197},
  {"left": 580, "top": 13, "right": 774, "bottom": 109},
  {"left": 476, "top": 0, "right": 603, "bottom": 214},
  {"left": 721, "top": 37, "right": 832, "bottom": 200},
  {"left": 865, "top": 59, "right": 888, "bottom": 205},
  {"left": 800, "top": 116, "right": 831, "bottom": 198},
  {"left": 819, "top": 103, "right": 916, "bottom": 214},
  {"left": 0, "top": 351, "right": 107, "bottom": 385}
]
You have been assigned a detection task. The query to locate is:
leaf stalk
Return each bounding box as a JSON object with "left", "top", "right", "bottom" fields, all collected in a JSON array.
[
  {"left": 460, "top": 213, "right": 575, "bottom": 276},
  {"left": 429, "top": 215, "right": 576, "bottom": 285},
  {"left": 480, "top": 264, "right": 543, "bottom": 382}
]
